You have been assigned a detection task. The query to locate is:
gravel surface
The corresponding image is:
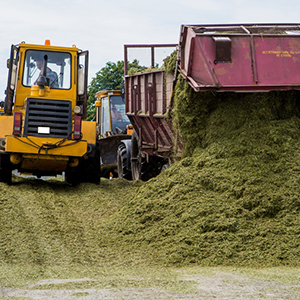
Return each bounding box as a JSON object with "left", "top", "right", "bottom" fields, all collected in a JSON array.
[{"left": 1, "top": 270, "right": 299, "bottom": 299}]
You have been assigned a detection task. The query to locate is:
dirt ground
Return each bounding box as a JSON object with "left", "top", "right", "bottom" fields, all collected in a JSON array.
[{"left": 1, "top": 269, "right": 299, "bottom": 299}]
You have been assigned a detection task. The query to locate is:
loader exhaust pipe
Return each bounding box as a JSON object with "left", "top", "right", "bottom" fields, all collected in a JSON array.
[
  {"left": 41, "top": 54, "right": 48, "bottom": 77},
  {"left": 37, "top": 55, "right": 48, "bottom": 88}
]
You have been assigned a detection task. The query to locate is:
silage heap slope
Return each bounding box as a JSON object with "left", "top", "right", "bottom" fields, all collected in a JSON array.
[
  {"left": 110, "top": 80, "right": 300, "bottom": 266},
  {"left": 0, "top": 178, "right": 142, "bottom": 266},
  {"left": 1, "top": 81, "right": 300, "bottom": 268}
]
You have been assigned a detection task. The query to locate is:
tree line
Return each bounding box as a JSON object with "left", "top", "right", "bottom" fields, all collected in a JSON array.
[{"left": 87, "top": 59, "right": 147, "bottom": 120}]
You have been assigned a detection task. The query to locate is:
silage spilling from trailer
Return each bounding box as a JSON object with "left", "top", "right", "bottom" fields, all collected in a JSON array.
[{"left": 107, "top": 77, "right": 300, "bottom": 266}]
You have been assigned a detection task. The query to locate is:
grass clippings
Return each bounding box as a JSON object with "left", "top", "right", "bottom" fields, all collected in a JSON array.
[
  {"left": 1, "top": 54, "right": 300, "bottom": 295},
  {"left": 103, "top": 80, "right": 300, "bottom": 267}
]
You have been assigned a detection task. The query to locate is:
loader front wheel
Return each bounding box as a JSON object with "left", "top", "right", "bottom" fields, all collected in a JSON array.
[
  {"left": 65, "top": 156, "right": 100, "bottom": 185},
  {"left": 79, "top": 143, "right": 101, "bottom": 184},
  {"left": 0, "top": 168, "right": 12, "bottom": 185},
  {"left": 82, "top": 156, "right": 101, "bottom": 184},
  {"left": 0, "top": 154, "right": 12, "bottom": 185},
  {"left": 65, "top": 144, "right": 101, "bottom": 185},
  {"left": 65, "top": 168, "right": 80, "bottom": 185}
]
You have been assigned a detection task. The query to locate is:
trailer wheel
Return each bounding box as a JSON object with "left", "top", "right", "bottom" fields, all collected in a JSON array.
[
  {"left": 131, "top": 131, "right": 169, "bottom": 181},
  {"left": 131, "top": 131, "right": 141, "bottom": 180},
  {"left": 131, "top": 130, "right": 152, "bottom": 181},
  {"left": 160, "top": 163, "right": 169, "bottom": 173},
  {"left": 117, "top": 143, "right": 131, "bottom": 180}
]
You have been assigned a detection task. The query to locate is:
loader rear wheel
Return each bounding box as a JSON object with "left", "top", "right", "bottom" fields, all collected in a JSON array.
[{"left": 117, "top": 143, "right": 131, "bottom": 180}]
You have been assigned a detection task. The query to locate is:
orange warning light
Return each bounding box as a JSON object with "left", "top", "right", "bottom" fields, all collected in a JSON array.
[{"left": 45, "top": 40, "right": 51, "bottom": 46}]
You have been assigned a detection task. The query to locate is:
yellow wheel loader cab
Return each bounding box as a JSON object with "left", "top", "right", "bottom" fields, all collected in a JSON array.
[
  {"left": 95, "top": 90, "right": 132, "bottom": 178},
  {"left": 0, "top": 40, "right": 100, "bottom": 184}
]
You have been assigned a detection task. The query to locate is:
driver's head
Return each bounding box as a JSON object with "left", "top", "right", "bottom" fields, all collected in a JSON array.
[{"left": 36, "top": 59, "right": 43, "bottom": 70}]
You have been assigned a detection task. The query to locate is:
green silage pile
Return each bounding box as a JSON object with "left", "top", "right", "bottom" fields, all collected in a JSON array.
[
  {"left": 0, "top": 178, "right": 142, "bottom": 267},
  {"left": 106, "top": 78, "right": 300, "bottom": 267},
  {"left": 1, "top": 64, "right": 300, "bottom": 270}
]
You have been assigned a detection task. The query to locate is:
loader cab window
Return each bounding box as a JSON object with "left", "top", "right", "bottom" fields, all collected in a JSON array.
[
  {"left": 110, "top": 95, "right": 130, "bottom": 132},
  {"left": 100, "top": 95, "right": 130, "bottom": 136},
  {"left": 22, "top": 50, "right": 71, "bottom": 89}
]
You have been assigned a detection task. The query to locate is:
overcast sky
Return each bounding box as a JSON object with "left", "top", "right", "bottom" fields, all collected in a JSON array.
[{"left": 0, "top": 0, "right": 299, "bottom": 100}]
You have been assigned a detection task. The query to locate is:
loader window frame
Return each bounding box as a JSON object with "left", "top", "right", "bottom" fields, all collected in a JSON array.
[
  {"left": 5, "top": 44, "right": 19, "bottom": 115},
  {"left": 22, "top": 50, "right": 72, "bottom": 89},
  {"left": 100, "top": 96, "right": 111, "bottom": 136}
]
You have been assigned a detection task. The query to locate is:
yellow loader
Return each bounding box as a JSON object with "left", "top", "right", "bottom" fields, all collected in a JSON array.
[{"left": 0, "top": 40, "right": 100, "bottom": 184}]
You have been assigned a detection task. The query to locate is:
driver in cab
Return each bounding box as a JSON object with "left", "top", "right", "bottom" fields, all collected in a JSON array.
[{"left": 35, "top": 56, "right": 59, "bottom": 88}]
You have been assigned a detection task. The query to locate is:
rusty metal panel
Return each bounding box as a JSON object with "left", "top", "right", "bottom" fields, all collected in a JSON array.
[
  {"left": 179, "top": 24, "right": 300, "bottom": 92},
  {"left": 125, "top": 69, "right": 181, "bottom": 157}
]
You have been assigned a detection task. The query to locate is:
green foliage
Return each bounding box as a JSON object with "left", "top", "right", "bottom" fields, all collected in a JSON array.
[
  {"left": 87, "top": 61, "right": 123, "bottom": 121},
  {"left": 86, "top": 59, "right": 146, "bottom": 120}
]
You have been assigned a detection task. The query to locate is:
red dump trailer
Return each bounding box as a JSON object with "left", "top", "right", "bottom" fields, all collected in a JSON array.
[
  {"left": 117, "top": 24, "right": 300, "bottom": 180},
  {"left": 179, "top": 24, "right": 300, "bottom": 92}
]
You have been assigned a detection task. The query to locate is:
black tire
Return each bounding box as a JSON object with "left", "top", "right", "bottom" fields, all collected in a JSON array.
[
  {"left": 0, "top": 154, "right": 12, "bottom": 185},
  {"left": 131, "top": 131, "right": 142, "bottom": 180},
  {"left": 65, "top": 144, "right": 101, "bottom": 185},
  {"left": 131, "top": 131, "right": 169, "bottom": 181},
  {"left": 65, "top": 157, "right": 100, "bottom": 185},
  {"left": 131, "top": 131, "right": 153, "bottom": 181},
  {"left": 65, "top": 168, "right": 81, "bottom": 185},
  {"left": 0, "top": 168, "right": 12, "bottom": 185},
  {"left": 117, "top": 143, "right": 131, "bottom": 180}
]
